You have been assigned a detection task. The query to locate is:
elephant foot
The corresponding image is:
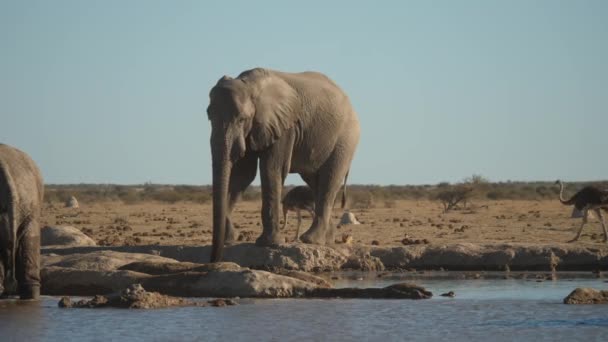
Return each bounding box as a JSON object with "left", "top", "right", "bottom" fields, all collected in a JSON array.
[
  {"left": 19, "top": 284, "right": 40, "bottom": 300},
  {"left": 325, "top": 224, "right": 336, "bottom": 245},
  {"left": 225, "top": 228, "right": 237, "bottom": 246},
  {"left": 255, "top": 231, "right": 284, "bottom": 247},
  {"left": 300, "top": 227, "right": 326, "bottom": 245},
  {"left": 224, "top": 220, "right": 237, "bottom": 245}
]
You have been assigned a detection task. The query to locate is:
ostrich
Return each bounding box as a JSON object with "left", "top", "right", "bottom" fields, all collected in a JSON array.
[
  {"left": 281, "top": 186, "right": 315, "bottom": 241},
  {"left": 555, "top": 180, "right": 608, "bottom": 243}
]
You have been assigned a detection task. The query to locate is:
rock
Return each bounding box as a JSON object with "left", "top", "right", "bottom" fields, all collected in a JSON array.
[
  {"left": 118, "top": 261, "right": 241, "bottom": 274},
  {"left": 237, "top": 230, "right": 256, "bottom": 242},
  {"left": 401, "top": 238, "right": 429, "bottom": 246},
  {"left": 42, "top": 266, "right": 149, "bottom": 296},
  {"left": 41, "top": 242, "right": 608, "bottom": 272},
  {"left": 273, "top": 270, "right": 333, "bottom": 288},
  {"left": 307, "top": 282, "right": 432, "bottom": 299},
  {"left": 208, "top": 298, "right": 238, "bottom": 307},
  {"left": 564, "top": 288, "right": 608, "bottom": 304},
  {"left": 58, "top": 284, "right": 202, "bottom": 309},
  {"left": 41, "top": 226, "right": 97, "bottom": 247},
  {"left": 42, "top": 250, "right": 178, "bottom": 272},
  {"left": 371, "top": 240, "right": 380, "bottom": 246},
  {"left": 65, "top": 196, "right": 79, "bottom": 209},
  {"left": 339, "top": 211, "right": 360, "bottom": 225},
  {"left": 221, "top": 243, "right": 348, "bottom": 272},
  {"left": 42, "top": 265, "right": 319, "bottom": 298},
  {"left": 440, "top": 291, "right": 455, "bottom": 298},
  {"left": 72, "top": 295, "right": 109, "bottom": 308},
  {"left": 40, "top": 244, "right": 348, "bottom": 271},
  {"left": 343, "top": 253, "right": 385, "bottom": 271},
  {"left": 341, "top": 234, "right": 354, "bottom": 245},
  {"left": 141, "top": 268, "right": 318, "bottom": 298},
  {"left": 58, "top": 297, "right": 72, "bottom": 308}
]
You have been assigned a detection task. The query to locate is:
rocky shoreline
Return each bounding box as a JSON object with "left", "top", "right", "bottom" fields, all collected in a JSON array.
[
  {"left": 43, "top": 242, "right": 608, "bottom": 272},
  {"left": 41, "top": 250, "right": 435, "bottom": 299},
  {"left": 36, "top": 242, "right": 607, "bottom": 300}
]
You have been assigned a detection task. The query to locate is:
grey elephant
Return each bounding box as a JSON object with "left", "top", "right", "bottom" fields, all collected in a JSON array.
[
  {"left": 207, "top": 68, "right": 360, "bottom": 262},
  {"left": 0, "top": 144, "right": 44, "bottom": 299}
]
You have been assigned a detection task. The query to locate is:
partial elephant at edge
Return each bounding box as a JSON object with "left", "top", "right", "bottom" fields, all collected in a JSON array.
[{"left": 0, "top": 143, "right": 44, "bottom": 300}]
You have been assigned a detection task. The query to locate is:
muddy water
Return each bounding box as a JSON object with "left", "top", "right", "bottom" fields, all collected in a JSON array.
[{"left": 1, "top": 274, "right": 607, "bottom": 341}]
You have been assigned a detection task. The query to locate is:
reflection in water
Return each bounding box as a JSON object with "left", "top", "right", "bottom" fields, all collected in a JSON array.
[
  {"left": 0, "top": 299, "right": 49, "bottom": 340},
  {"left": 0, "top": 276, "right": 607, "bottom": 341}
]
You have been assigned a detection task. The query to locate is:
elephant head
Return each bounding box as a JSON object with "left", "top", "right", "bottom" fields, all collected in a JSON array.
[{"left": 206, "top": 70, "right": 298, "bottom": 262}]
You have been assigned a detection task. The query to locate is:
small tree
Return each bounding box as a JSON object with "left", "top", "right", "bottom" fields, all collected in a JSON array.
[{"left": 435, "top": 185, "right": 473, "bottom": 212}]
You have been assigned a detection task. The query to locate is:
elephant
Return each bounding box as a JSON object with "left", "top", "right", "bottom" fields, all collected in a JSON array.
[
  {"left": 207, "top": 68, "right": 360, "bottom": 262},
  {"left": 0, "top": 144, "right": 44, "bottom": 299}
]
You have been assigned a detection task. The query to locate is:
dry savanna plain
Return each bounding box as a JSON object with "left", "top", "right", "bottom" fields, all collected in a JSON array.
[{"left": 41, "top": 195, "right": 608, "bottom": 249}]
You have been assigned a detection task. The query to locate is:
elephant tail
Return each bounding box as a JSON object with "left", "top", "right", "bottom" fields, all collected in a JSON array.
[
  {"left": 0, "top": 160, "right": 18, "bottom": 294},
  {"left": 341, "top": 171, "right": 349, "bottom": 209}
]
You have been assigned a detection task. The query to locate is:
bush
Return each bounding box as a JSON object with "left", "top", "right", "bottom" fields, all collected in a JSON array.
[
  {"left": 348, "top": 190, "right": 375, "bottom": 209},
  {"left": 435, "top": 185, "right": 473, "bottom": 212},
  {"left": 42, "top": 178, "right": 608, "bottom": 205}
]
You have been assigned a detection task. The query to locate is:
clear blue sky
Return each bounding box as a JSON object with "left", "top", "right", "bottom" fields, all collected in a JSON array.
[{"left": 1, "top": 0, "right": 607, "bottom": 185}]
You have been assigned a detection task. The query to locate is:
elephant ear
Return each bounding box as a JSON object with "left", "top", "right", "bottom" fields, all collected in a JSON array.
[
  {"left": 207, "top": 75, "right": 235, "bottom": 120},
  {"left": 248, "top": 76, "right": 298, "bottom": 151}
]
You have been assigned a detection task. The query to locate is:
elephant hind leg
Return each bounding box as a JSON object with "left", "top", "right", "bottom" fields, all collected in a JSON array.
[
  {"left": 281, "top": 206, "right": 288, "bottom": 231},
  {"left": 0, "top": 260, "right": 5, "bottom": 297},
  {"left": 294, "top": 209, "right": 302, "bottom": 241},
  {"left": 16, "top": 219, "right": 40, "bottom": 299},
  {"left": 300, "top": 148, "right": 353, "bottom": 245}
]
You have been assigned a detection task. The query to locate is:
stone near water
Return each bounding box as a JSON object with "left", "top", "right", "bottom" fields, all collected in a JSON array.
[
  {"left": 41, "top": 226, "right": 97, "bottom": 247},
  {"left": 65, "top": 196, "right": 79, "bottom": 209},
  {"left": 57, "top": 283, "right": 205, "bottom": 309},
  {"left": 42, "top": 250, "right": 178, "bottom": 272},
  {"left": 341, "top": 234, "right": 354, "bottom": 245},
  {"left": 563, "top": 288, "right": 608, "bottom": 304},
  {"left": 307, "top": 282, "right": 432, "bottom": 299},
  {"left": 339, "top": 211, "right": 360, "bottom": 225}
]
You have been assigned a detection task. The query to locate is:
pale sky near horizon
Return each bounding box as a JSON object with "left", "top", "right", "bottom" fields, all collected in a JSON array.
[{"left": 1, "top": 0, "right": 607, "bottom": 185}]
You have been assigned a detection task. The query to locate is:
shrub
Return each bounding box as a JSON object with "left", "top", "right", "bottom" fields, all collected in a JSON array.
[
  {"left": 348, "top": 190, "right": 375, "bottom": 209},
  {"left": 435, "top": 185, "right": 473, "bottom": 212}
]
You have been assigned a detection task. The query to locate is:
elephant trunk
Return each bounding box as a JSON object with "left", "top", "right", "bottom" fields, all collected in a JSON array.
[{"left": 210, "top": 140, "right": 232, "bottom": 263}]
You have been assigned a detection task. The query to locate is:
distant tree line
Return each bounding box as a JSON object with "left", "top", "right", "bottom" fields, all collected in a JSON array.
[{"left": 44, "top": 176, "right": 608, "bottom": 208}]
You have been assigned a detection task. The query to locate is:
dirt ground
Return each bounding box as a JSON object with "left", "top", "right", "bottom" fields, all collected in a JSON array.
[{"left": 41, "top": 199, "right": 607, "bottom": 248}]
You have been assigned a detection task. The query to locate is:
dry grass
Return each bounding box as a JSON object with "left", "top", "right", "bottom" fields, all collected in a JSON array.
[{"left": 41, "top": 199, "right": 607, "bottom": 248}]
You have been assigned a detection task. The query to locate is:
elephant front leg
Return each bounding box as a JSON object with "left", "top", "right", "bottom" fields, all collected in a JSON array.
[
  {"left": 256, "top": 145, "right": 294, "bottom": 247},
  {"left": 225, "top": 153, "right": 258, "bottom": 244},
  {"left": 16, "top": 220, "right": 41, "bottom": 300},
  {"left": 256, "top": 170, "right": 285, "bottom": 246}
]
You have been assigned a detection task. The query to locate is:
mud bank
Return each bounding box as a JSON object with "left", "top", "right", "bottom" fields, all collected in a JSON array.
[
  {"left": 58, "top": 284, "right": 239, "bottom": 309},
  {"left": 41, "top": 251, "right": 430, "bottom": 299},
  {"left": 43, "top": 242, "right": 608, "bottom": 271}
]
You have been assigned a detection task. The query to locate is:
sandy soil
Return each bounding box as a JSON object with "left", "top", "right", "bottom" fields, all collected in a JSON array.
[{"left": 41, "top": 200, "right": 607, "bottom": 248}]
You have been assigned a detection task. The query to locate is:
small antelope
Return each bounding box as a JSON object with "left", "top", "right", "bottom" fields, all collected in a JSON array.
[
  {"left": 281, "top": 186, "right": 315, "bottom": 241},
  {"left": 556, "top": 180, "right": 608, "bottom": 243}
]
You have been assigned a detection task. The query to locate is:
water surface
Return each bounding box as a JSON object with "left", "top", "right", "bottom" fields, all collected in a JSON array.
[{"left": 1, "top": 274, "right": 607, "bottom": 341}]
